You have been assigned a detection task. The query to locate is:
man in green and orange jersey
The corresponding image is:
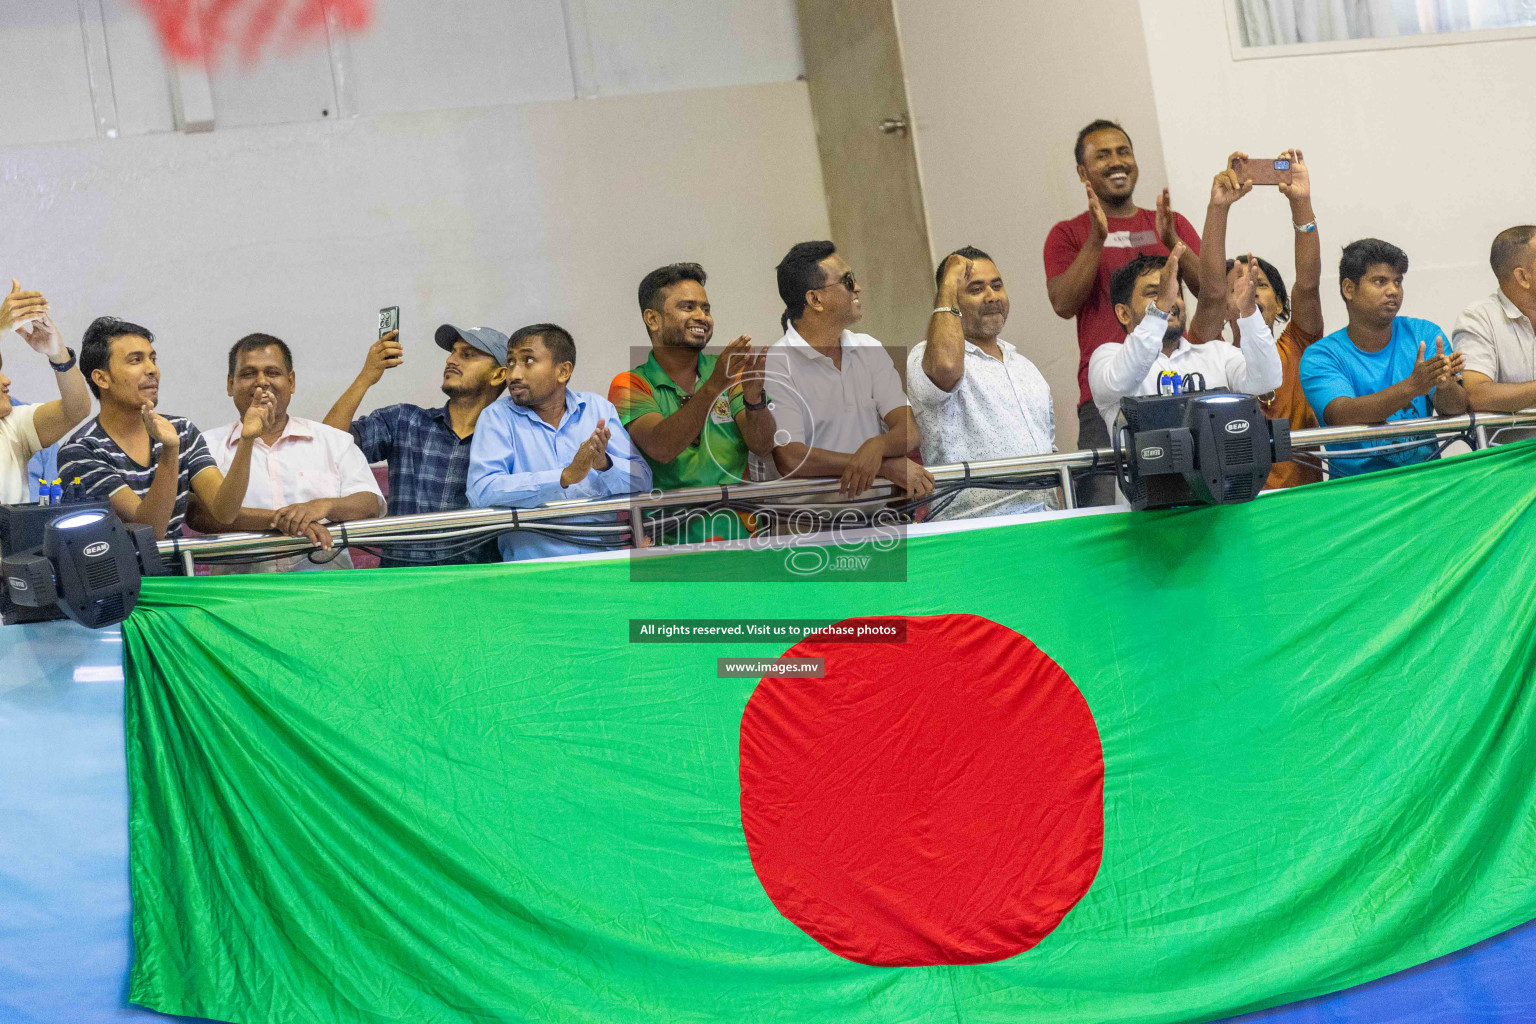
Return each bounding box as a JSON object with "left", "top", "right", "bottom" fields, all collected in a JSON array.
[{"left": 609, "top": 263, "right": 776, "bottom": 545}]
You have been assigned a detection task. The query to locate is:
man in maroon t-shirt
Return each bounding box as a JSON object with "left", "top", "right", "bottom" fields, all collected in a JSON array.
[{"left": 1044, "top": 118, "right": 1202, "bottom": 505}]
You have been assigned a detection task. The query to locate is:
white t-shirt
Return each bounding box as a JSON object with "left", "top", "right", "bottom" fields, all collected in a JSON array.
[
  {"left": 754, "top": 324, "right": 910, "bottom": 481},
  {"left": 0, "top": 404, "right": 43, "bottom": 506}
]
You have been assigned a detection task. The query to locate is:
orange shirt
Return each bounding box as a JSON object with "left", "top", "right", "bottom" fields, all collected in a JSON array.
[{"left": 1259, "top": 321, "right": 1323, "bottom": 489}]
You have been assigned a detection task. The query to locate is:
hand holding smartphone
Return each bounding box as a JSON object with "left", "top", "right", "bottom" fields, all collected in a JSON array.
[
  {"left": 378, "top": 305, "right": 400, "bottom": 339},
  {"left": 1230, "top": 156, "right": 1293, "bottom": 187}
]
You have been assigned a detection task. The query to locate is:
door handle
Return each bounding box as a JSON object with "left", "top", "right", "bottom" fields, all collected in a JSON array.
[{"left": 877, "top": 117, "right": 909, "bottom": 138}]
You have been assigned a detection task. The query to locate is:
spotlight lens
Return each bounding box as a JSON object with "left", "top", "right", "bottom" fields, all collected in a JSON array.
[{"left": 54, "top": 510, "right": 108, "bottom": 530}]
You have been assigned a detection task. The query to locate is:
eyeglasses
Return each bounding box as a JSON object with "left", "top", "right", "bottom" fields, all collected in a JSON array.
[{"left": 821, "top": 270, "right": 857, "bottom": 292}]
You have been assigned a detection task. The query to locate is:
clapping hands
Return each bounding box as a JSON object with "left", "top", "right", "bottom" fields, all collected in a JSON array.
[{"left": 563, "top": 422, "right": 613, "bottom": 487}]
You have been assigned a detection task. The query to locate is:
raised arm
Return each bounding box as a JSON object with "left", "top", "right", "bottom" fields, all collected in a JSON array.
[
  {"left": 1157, "top": 188, "right": 1204, "bottom": 299},
  {"left": 323, "top": 330, "right": 401, "bottom": 432},
  {"left": 1087, "top": 242, "right": 1187, "bottom": 404},
  {"left": 13, "top": 310, "right": 92, "bottom": 447},
  {"left": 1278, "top": 149, "right": 1323, "bottom": 339},
  {"left": 1222, "top": 260, "right": 1284, "bottom": 396},
  {"left": 190, "top": 395, "right": 276, "bottom": 524},
  {"left": 1046, "top": 184, "right": 1109, "bottom": 319},
  {"left": 1189, "top": 156, "right": 1252, "bottom": 343},
  {"left": 922, "top": 255, "right": 971, "bottom": 392}
]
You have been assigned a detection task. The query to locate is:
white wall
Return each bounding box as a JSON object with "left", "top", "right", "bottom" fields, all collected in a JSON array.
[
  {"left": 1139, "top": 2, "right": 1536, "bottom": 340},
  {"left": 0, "top": 0, "right": 806, "bottom": 139},
  {"left": 895, "top": 0, "right": 1176, "bottom": 449},
  {"left": 0, "top": 82, "right": 828, "bottom": 429},
  {"left": 0, "top": 1, "right": 823, "bottom": 431}
]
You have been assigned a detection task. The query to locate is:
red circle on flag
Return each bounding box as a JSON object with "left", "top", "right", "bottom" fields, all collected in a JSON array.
[{"left": 738, "top": 613, "right": 1104, "bottom": 967}]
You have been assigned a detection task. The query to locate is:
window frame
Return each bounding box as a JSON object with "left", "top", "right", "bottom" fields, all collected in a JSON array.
[{"left": 1223, "top": 0, "right": 1536, "bottom": 61}]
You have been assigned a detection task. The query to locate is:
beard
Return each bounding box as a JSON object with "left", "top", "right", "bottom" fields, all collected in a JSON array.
[
  {"left": 969, "top": 308, "right": 1007, "bottom": 339},
  {"left": 1163, "top": 320, "right": 1184, "bottom": 343},
  {"left": 663, "top": 336, "right": 703, "bottom": 356},
  {"left": 441, "top": 375, "right": 489, "bottom": 399},
  {"left": 663, "top": 327, "right": 709, "bottom": 351}
]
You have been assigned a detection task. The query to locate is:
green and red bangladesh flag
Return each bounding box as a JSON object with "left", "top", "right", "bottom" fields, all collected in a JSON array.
[{"left": 123, "top": 442, "right": 1536, "bottom": 1024}]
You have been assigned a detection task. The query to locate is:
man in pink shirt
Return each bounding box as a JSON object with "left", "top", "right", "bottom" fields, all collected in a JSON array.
[
  {"left": 1044, "top": 119, "right": 1202, "bottom": 504},
  {"left": 195, "top": 333, "right": 385, "bottom": 572}
]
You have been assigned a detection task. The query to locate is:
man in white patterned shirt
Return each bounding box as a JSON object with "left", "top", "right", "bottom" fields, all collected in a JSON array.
[{"left": 908, "top": 248, "right": 1058, "bottom": 520}]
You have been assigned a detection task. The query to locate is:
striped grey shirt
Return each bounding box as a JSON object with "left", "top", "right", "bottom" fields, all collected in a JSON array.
[{"left": 58, "top": 416, "right": 217, "bottom": 538}]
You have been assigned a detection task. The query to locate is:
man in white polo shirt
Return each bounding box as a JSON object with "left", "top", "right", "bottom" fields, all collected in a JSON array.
[
  {"left": 1456, "top": 225, "right": 1536, "bottom": 441},
  {"left": 1089, "top": 243, "right": 1282, "bottom": 447},
  {"left": 908, "top": 247, "right": 1056, "bottom": 519},
  {"left": 760, "top": 240, "right": 933, "bottom": 500},
  {"left": 196, "top": 333, "right": 384, "bottom": 571}
]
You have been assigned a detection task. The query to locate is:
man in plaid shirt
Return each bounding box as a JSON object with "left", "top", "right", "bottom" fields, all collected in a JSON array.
[{"left": 324, "top": 323, "right": 508, "bottom": 567}]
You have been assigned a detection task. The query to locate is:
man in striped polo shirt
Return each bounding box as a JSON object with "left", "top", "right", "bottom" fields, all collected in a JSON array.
[{"left": 59, "top": 317, "right": 272, "bottom": 539}]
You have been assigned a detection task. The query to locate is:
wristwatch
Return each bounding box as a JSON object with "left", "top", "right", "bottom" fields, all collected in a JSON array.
[
  {"left": 931, "top": 306, "right": 961, "bottom": 318},
  {"left": 1294, "top": 221, "right": 1317, "bottom": 234},
  {"left": 49, "top": 347, "right": 77, "bottom": 373},
  {"left": 743, "top": 391, "right": 769, "bottom": 411},
  {"left": 1146, "top": 301, "right": 1170, "bottom": 319}
]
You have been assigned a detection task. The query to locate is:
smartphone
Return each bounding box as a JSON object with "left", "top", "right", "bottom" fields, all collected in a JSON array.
[
  {"left": 378, "top": 306, "right": 399, "bottom": 339},
  {"left": 1232, "top": 157, "right": 1292, "bottom": 187}
]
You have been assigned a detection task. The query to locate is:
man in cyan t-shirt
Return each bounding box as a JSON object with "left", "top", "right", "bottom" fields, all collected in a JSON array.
[
  {"left": 1299, "top": 238, "right": 1469, "bottom": 478},
  {"left": 1044, "top": 118, "right": 1202, "bottom": 504}
]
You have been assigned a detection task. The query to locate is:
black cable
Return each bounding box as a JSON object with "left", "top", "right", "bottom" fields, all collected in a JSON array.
[{"left": 1309, "top": 432, "right": 1466, "bottom": 464}]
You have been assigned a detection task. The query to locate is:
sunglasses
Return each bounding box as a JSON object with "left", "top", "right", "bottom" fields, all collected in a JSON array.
[{"left": 821, "top": 270, "right": 857, "bottom": 292}]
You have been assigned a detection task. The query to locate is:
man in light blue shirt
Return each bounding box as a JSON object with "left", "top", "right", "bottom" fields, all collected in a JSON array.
[
  {"left": 1299, "top": 238, "right": 1469, "bottom": 478},
  {"left": 467, "top": 323, "right": 651, "bottom": 561}
]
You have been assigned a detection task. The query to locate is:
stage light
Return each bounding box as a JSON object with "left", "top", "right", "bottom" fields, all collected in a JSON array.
[
  {"left": 1115, "top": 391, "right": 1291, "bottom": 511},
  {"left": 2, "top": 508, "right": 168, "bottom": 629}
]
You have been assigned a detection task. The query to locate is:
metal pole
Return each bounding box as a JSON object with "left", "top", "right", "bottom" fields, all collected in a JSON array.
[
  {"left": 1058, "top": 466, "right": 1076, "bottom": 510},
  {"left": 153, "top": 410, "right": 1536, "bottom": 563}
]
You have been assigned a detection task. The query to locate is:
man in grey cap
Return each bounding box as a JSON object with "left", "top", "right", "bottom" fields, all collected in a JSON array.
[{"left": 323, "top": 321, "right": 508, "bottom": 566}]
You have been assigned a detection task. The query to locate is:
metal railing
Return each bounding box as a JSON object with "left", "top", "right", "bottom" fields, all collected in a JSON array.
[{"left": 154, "top": 410, "right": 1536, "bottom": 568}]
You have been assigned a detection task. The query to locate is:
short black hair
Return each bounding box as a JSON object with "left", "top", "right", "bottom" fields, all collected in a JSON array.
[
  {"left": 638, "top": 263, "right": 707, "bottom": 313},
  {"left": 776, "top": 240, "right": 837, "bottom": 329},
  {"left": 1109, "top": 253, "right": 1168, "bottom": 314},
  {"left": 1490, "top": 225, "right": 1536, "bottom": 279},
  {"left": 935, "top": 245, "right": 994, "bottom": 289},
  {"left": 1226, "top": 254, "right": 1291, "bottom": 323},
  {"left": 1339, "top": 238, "right": 1409, "bottom": 299},
  {"left": 227, "top": 333, "right": 293, "bottom": 377},
  {"left": 79, "top": 316, "right": 155, "bottom": 399},
  {"left": 509, "top": 323, "right": 576, "bottom": 367},
  {"left": 1075, "top": 119, "right": 1132, "bottom": 166}
]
